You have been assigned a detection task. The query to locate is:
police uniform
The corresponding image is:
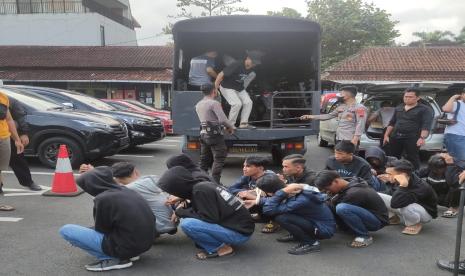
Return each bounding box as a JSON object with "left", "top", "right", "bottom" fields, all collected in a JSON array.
[
  {"left": 195, "top": 92, "right": 234, "bottom": 185},
  {"left": 316, "top": 103, "right": 367, "bottom": 142}
]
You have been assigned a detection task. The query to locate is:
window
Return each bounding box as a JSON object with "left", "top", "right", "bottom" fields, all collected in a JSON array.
[{"left": 100, "top": 25, "right": 105, "bottom": 46}]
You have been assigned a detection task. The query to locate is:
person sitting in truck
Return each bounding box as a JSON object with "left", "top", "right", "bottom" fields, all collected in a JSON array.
[
  {"left": 325, "top": 141, "right": 379, "bottom": 191},
  {"left": 278, "top": 154, "right": 316, "bottom": 186},
  {"left": 188, "top": 51, "right": 218, "bottom": 91},
  {"left": 215, "top": 50, "right": 263, "bottom": 129}
]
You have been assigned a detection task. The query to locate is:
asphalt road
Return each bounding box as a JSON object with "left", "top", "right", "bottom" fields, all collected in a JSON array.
[{"left": 0, "top": 136, "right": 459, "bottom": 276}]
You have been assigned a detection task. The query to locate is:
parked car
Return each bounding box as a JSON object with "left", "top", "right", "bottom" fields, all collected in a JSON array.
[
  {"left": 103, "top": 99, "right": 173, "bottom": 134},
  {"left": 318, "top": 82, "right": 447, "bottom": 154},
  {"left": 6, "top": 86, "right": 165, "bottom": 146},
  {"left": 1, "top": 87, "right": 130, "bottom": 168}
]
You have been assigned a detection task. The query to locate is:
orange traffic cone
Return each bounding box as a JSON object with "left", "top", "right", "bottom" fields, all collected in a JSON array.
[{"left": 43, "top": 144, "right": 83, "bottom": 197}]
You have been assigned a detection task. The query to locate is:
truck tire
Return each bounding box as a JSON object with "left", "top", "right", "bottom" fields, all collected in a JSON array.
[
  {"left": 37, "top": 137, "right": 84, "bottom": 169},
  {"left": 318, "top": 134, "right": 329, "bottom": 147}
]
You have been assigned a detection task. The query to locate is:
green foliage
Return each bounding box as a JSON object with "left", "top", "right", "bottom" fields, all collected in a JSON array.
[
  {"left": 267, "top": 7, "right": 303, "bottom": 18},
  {"left": 412, "top": 30, "right": 455, "bottom": 43},
  {"left": 163, "top": 0, "right": 248, "bottom": 36},
  {"left": 306, "top": 0, "right": 399, "bottom": 69}
]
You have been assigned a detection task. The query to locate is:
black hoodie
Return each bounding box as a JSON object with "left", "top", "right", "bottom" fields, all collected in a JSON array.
[
  {"left": 77, "top": 167, "right": 156, "bottom": 259},
  {"left": 365, "top": 146, "right": 398, "bottom": 175},
  {"left": 166, "top": 153, "right": 213, "bottom": 182},
  {"left": 326, "top": 155, "right": 376, "bottom": 188},
  {"left": 391, "top": 173, "right": 438, "bottom": 218},
  {"left": 330, "top": 177, "right": 389, "bottom": 225},
  {"left": 285, "top": 168, "right": 317, "bottom": 186},
  {"left": 158, "top": 166, "right": 254, "bottom": 235}
]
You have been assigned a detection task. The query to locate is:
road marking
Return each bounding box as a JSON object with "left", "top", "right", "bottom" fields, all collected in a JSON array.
[
  {"left": 2, "top": 171, "right": 78, "bottom": 176},
  {"left": 143, "top": 144, "right": 177, "bottom": 147},
  {"left": 4, "top": 192, "right": 44, "bottom": 197},
  {"left": 0, "top": 217, "right": 23, "bottom": 222},
  {"left": 114, "top": 154, "right": 155, "bottom": 158},
  {"left": 3, "top": 186, "right": 50, "bottom": 197},
  {"left": 164, "top": 139, "right": 182, "bottom": 142}
]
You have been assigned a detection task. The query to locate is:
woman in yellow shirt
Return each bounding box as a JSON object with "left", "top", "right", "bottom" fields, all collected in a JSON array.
[{"left": 0, "top": 91, "right": 24, "bottom": 211}]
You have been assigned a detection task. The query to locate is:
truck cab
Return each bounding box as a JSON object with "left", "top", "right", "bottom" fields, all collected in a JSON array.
[{"left": 171, "top": 15, "right": 322, "bottom": 163}]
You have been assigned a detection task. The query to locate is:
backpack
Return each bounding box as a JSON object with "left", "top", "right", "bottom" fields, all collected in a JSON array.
[{"left": 437, "top": 101, "right": 461, "bottom": 126}]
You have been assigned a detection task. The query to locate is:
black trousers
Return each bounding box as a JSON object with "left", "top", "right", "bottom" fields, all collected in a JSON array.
[
  {"left": 389, "top": 136, "right": 420, "bottom": 169},
  {"left": 199, "top": 134, "right": 227, "bottom": 185},
  {"left": 9, "top": 138, "right": 33, "bottom": 187},
  {"left": 274, "top": 213, "right": 320, "bottom": 244}
]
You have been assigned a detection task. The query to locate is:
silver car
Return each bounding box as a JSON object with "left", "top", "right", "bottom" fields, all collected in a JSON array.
[{"left": 318, "top": 82, "right": 447, "bottom": 153}]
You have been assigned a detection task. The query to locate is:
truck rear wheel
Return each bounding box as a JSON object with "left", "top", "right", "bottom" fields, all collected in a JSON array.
[{"left": 37, "top": 137, "right": 84, "bottom": 169}]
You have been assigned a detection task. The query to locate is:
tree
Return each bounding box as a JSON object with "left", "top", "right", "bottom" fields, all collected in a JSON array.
[
  {"left": 306, "top": 0, "right": 399, "bottom": 69},
  {"left": 455, "top": 27, "right": 465, "bottom": 44},
  {"left": 267, "top": 7, "right": 303, "bottom": 19},
  {"left": 163, "top": 0, "right": 248, "bottom": 35},
  {"left": 412, "top": 30, "right": 455, "bottom": 43}
]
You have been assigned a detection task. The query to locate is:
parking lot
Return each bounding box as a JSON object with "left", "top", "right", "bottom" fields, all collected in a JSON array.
[{"left": 0, "top": 135, "right": 460, "bottom": 275}]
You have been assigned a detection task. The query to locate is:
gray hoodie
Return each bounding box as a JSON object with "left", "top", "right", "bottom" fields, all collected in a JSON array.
[{"left": 126, "top": 175, "right": 176, "bottom": 234}]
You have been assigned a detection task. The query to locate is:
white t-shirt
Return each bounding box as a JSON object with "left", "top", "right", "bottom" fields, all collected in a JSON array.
[{"left": 445, "top": 101, "right": 465, "bottom": 136}]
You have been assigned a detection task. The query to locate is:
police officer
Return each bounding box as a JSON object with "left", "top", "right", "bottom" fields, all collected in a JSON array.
[
  {"left": 195, "top": 83, "right": 235, "bottom": 185},
  {"left": 301, "top": 86, "right": 367, "bottom": 146}
]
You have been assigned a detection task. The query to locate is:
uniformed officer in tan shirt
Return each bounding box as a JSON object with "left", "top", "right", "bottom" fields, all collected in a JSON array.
[{"left": 301, "top": 86, "right": 367, "bottom": 146}]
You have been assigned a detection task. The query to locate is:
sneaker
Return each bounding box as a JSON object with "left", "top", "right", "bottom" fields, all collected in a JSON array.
[
  {"left": 287, "top": 241, "right": 321, "bottom": 255},
  {"left": 27, "top": 182, "right": 42, "bottom": 191},
  {"left": 437, "top": 259, "right": 465, "bottom": 274},
  {"left": 129, "top": 256, "right": 140, "bottom": 262},
  {"left": 85, "top": 259, "right": 132, "bottom": 272},
  {"left": 277, "top": 234, "right": 296, "bottom": 243}
]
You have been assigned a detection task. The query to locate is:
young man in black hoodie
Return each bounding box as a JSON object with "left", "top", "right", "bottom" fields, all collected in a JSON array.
[
  {"left": 158, "top": 166, "right": 254, "bottom": 260},
  {"left": 325, "top": 141, "right": 380, "bottom": 191},
  {"left": 315, "top": 170, "right": 388, "bottom": 248},
  {"left": 377, "top": 159, "right": 438, "bottom": 235},
  {"left": 279, "top": 154, "right": 316, "bottom": 186},
  {"left": 365, "top": 146, "right": 398, "bottom": 193},
  {"left": 59, "top": 167, "right": 156, "bottom": 272}
]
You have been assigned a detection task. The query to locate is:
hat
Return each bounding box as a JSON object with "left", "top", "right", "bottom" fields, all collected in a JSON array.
[{"left": 246, "top": 50, "right": 264, "bottom": 65}]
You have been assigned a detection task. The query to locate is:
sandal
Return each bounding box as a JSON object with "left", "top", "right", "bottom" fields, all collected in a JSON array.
[
  {"left": 0, "top": 204, "right": 15, "bottom": 211},
  {"left": 442, "top": 210, "right": 458, "bottom": 218},
  {"left": 349, "top": 236, "right": 373, "bottom": 248},
  {"left": 195, "top": 249, "right": 235, "bottom": 260},
  {"left": 389, "top": 215, "right": 401, "bottom": 225},
  {"left": 402, "top": 224, "right": 422, "bottom": 235},
  {"left": 261, "top": 221, "right": 280, "bottom": 233}
]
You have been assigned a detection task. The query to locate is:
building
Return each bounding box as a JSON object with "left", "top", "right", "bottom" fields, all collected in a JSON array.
[
  {"left": 0, "top": 0, "right": 140, "bottom": 46},
  {"left": 322, "top": 46, "right": 465, "bottom": 84},
  {"left": 0, "top": 45, "right": 173, "bottom": 109}
]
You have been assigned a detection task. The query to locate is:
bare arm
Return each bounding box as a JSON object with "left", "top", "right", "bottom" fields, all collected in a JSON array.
[
  {"left": 206, "top": 67, "right": 218, "bottom": 79},
  {"left": 442, "top": 95, "right": 461, "bottom": 113},
  {"left": 212, "top": 102, "right": 234, "bottom": 129},
  {"left": 214, "top": 72, "right": 224, "bottom": 89},
  {"left": 6, "top": 110, "right": 24, "bottom": 154}
]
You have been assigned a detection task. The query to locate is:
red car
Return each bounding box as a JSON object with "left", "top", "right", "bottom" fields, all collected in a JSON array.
[{"left": 103, "top": 99, "right": 173, "bottom": 134}]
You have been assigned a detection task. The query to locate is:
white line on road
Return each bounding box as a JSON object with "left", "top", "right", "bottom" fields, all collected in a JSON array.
[
  {"left": 143, "top": 144, "right": 177, "bottom": 147},
  {"left": 2, "top": 171, "right": 78, "bottom": 176},
  {"left": 4, "top": 192, "right": 45, "bottom": 197},
  {"left": 0, "top": 217, "right": 23, "bottom": 222},
  {"left": 163, "top": 139, "right": 182, "bottom": 142},
  {"left": 114, "top": 154, "right": 155, "bottom": 158}
]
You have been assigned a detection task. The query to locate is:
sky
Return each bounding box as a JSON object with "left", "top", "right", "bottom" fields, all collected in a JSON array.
[{"left": 129, "top": 0, "right": 465, "bottom": 46}]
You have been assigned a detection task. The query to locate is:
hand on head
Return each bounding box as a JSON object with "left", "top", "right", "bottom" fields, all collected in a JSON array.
[{"left": 79, "top": 164, "right": 94, "bottom": 174}]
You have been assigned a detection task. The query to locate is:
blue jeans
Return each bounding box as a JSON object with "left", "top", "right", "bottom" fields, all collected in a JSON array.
[
  {"left": 180, "top": 218, "right": 250, "bottom": 254},
  {"left": 335, "top": 203, "right": 383, "bottom": 238},
  {"left": 371, "top": 176, "right": 387, "bottom": 192},
  {"left": 445, "top": 133, "right": 465, "bottom": 161},
  {"left": 274, "top": 213, "right": 333, "bottom": 244},
  {"left": 59, "top": 224, "right": 115, "bottom": 261}
]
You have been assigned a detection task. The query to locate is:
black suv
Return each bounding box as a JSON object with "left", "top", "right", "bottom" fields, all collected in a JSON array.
[
  {"left": 7, "top": 86, "right": 165, "bottom": 146},
  {"left": 1, "top": 87, "right": 130, "bottom": 168}
]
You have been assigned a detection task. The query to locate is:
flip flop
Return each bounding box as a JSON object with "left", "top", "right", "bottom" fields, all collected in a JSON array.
[
  {"left": 261, "top": 222, "right": 280, "bottom": 233},
  {"left": 442, "top": 210, "right": 458, "bottom": 218},
  {"left": 348, "top": 236, "right": 373, "bottom": 248},
  {"left": 196, "top": 250, "right": 235, "bottom": 260},
  {"left": 0, "top": 204, "right": 15, "bottom": 211},
  {"left": 402, "top": 224, "right": 422, "bottom": 235}
]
